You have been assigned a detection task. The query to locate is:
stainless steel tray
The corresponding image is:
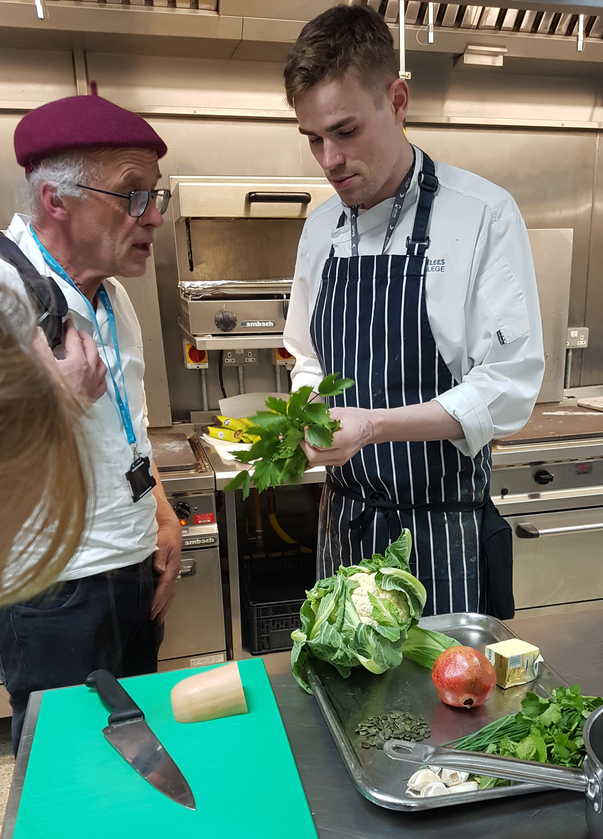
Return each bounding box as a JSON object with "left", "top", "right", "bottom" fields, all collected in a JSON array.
[{"left": 307, "top": 612, "right": 567, "bottom": 811}]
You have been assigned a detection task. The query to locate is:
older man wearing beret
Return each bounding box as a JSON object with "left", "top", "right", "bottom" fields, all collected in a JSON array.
[{"left": 0, "top": 90, "right": 181, "bottom": 752}]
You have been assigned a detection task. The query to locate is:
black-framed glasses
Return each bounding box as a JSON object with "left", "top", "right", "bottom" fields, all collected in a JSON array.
[{"left": 75, "top": 184, "right": 172, "bottom": 218}]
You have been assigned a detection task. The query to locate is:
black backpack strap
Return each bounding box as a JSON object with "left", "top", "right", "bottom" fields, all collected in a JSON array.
[{"left": 0, "top": 232, "right": 67, "bottom": 349}]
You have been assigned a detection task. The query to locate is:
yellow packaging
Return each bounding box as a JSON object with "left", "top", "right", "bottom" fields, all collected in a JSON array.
[
  {"left": 207, "top": 426, "right": 242, "bottom": 443},
  {"left": 207, "top": 425, "right": 260, "bottom": 445},
  {"left": 485, "top": 639, "right": 542, "bottom": 689},
  {"left": 216, "top": 416, "right": 252, "bottom": 431}
]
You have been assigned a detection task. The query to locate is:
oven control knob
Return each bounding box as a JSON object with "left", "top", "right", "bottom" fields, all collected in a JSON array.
[
  {"left": 215, "top": 310, "right": 237, "bottom": 332},
  {"left": 174, "top": 501, "right": 191, "bottom": 521},
  {"left": 534, "top": 469, "right": 554, "bottom": 486}
]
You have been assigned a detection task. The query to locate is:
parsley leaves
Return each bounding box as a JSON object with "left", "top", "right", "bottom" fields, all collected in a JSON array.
[
  {"left": 225, "top": 373, "right": 354, "bottom": 498},
  {"left": 449, "top": 685, "right": 603, "bottom": 789}
]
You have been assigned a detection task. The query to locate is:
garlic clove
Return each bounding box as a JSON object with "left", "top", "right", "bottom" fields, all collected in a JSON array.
[
  {"left": 420, "top": 781, "right": 449, "bottom": 797},
  {"left": 406, "top": 768, "right": 442, "bottom": 791},
  {"left": 440, "top": 768, "right": 470, "bottom": 786},
  {"left": 447, "top": 782, "right": 479, "bottom": 794}
]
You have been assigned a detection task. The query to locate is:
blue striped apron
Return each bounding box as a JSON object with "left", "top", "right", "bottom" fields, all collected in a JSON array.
[{"left": 309, "top": 152, "right": 491, "bottom": 615}]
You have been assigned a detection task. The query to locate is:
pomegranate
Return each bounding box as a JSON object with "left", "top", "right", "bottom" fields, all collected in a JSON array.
[{"left": 432, "top": 646, "right": 496, "bottom": 709}]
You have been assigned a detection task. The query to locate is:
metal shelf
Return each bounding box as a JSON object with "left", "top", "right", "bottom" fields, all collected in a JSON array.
[{"left": 188, "top": 333, "right": 286, "bottom": 351}]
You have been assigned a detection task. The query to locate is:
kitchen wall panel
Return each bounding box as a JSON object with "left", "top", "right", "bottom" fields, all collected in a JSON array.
[
  {"left": 0, "top": 48, "right": 76, "bottom": 227},
  {"left": 0, "top": 45, "right": 601, "bottom": 416},
  {"left": 583, "top": 136, "right": 603, "bottom": 386},
  {"left": 0, "top": 47, "right": 75, "bottom": 107},
  {"left": 84, "top": 51, "right": 603, "bottom": 413},
  {"left": 0, "top": 114, "right": 29, "bottom": 227},
  {"left": 406, "top": 125, "right": 596, "bottom": 374},
  {"left": 407, "top": 53, "right": 603, "bottom": 126},
  {"left": 86, "top": 52, "right": 290, "bottom": 116}
]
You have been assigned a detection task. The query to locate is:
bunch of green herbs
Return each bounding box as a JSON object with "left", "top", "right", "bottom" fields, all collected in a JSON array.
[
  {"left": 225, "top": 372, "right": 353, "bottom": 499},
  {"left": 448, "top": 685, "right": 603, "bottom": 789}
]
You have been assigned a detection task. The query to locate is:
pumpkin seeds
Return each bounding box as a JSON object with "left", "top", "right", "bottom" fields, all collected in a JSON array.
[{"left": 355, "top": 711, "right": 430, "bottom": 749}]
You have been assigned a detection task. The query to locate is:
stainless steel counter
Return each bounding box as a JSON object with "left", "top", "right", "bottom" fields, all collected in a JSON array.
[
  {"left": 3, "top": 603, "right": 600, "bottom": 837},
  {"left": 271, "top": 601, "right": 603, "bottom": 838},
  {"left": 491, "top": 436, "right": 603, "bottom": 468},
  {"left": 203, "top": 444, "right": 326, "bottom": 491},
  {"left": 202, "top": 437, "right": 603, "bottom": 483}
]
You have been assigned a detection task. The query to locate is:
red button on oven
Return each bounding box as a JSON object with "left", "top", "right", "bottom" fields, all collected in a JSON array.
[
  {"left": 193, "top": 513, "right": 216, "bottom": 524},
  {"left": 576, "top": 462, "right": 593, "bottom": 475}
]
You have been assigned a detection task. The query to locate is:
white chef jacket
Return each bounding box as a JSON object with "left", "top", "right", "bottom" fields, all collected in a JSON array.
[
  {"left": 3, "top": 214, "right": 157, "bottom": 581},
  {"left": 284, "top": 147, "right": 545, "bottom": 459}
]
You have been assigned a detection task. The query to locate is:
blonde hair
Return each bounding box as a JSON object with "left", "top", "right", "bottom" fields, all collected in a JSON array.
[{"left": 0, "top": 285, "right": 87, "bottom": 604}]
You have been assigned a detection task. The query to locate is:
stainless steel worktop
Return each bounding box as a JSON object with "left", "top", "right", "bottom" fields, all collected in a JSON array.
[
  {"left": 205, "top": 435, "right": 603, "bottom": 484},
  {"left": 271, "top": 600, "right": 603, "bottom": 838},
  {"left": 3, "top": 602, "right": 600, "bottom": 837},
  {"left": 203, "top": 444, "right": 326, "bottom": 491}
]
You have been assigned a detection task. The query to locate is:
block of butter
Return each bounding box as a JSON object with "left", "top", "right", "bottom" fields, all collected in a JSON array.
[{"left": 485, "top": 639, "right": 543, "bottom": 689}]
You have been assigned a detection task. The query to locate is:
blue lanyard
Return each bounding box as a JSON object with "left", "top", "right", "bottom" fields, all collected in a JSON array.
[{"left": 30, "top": 227, "right": 138, "bottom": 453}]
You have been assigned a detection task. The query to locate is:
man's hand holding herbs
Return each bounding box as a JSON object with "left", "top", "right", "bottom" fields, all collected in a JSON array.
[{"left": 225, "top": 373, "right": 354, "bottom": 498}]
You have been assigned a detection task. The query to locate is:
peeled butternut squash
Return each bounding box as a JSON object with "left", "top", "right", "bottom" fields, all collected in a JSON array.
[{"left": 170, "top": 661, "right": 248, "bottom": 723}]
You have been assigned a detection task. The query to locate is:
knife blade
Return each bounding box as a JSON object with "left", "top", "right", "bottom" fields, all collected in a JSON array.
[{"left": 86, "top": 669, "right": 196, "bottom": 810}]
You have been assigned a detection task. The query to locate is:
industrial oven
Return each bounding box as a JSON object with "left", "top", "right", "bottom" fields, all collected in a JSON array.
[
  {"left": 150, "top": 430, "right": 227, "bottom": 669},
  {"left": 490, "top": 229, "right": 603, "bottom": 612},
  {"left": 492, "top": 412, "right": 603, "bottom": 611},
  {"left": 171, "top": 175, "right": 333, "bottom": 406},
  {"left": 167, "top": 176, "right": 334, "bottom": 658}
]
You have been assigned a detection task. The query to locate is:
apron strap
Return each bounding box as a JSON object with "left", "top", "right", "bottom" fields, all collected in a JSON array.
[
  {"left": 327, "top": 476, "right": 482, "bottom": 539},
  {"left": 405, "top": 153, "right": 438, "bottom": 259}
]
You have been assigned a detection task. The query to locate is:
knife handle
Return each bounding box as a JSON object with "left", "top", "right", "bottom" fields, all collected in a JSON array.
[{"left": 86, "top": 670, "right": 145, "bottom": 725}]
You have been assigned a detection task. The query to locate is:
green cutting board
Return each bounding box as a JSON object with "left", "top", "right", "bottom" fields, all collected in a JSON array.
[{"left": 12, "top": 658, "right": 317, "bottom": 839}]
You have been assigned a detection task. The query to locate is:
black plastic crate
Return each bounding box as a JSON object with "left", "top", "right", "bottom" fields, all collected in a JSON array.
[
  {"left": 244, "top": 597, "right": 305, "bottom": 654},
  {"left": 240, "top": 550, "right": 315, "bottom": 655}
]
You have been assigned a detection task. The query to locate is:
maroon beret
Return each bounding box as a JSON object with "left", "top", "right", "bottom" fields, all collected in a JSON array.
[{"left": 14, "top": 93, "right": 167, "bottom": 171}]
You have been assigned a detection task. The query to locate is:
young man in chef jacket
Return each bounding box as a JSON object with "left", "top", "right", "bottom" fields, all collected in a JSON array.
[
  {"left": 0, "top": 91, "right": 182, "bottom": 752},
  {"left": 283, "top": 5, "right": 544, "bottom": 614}
]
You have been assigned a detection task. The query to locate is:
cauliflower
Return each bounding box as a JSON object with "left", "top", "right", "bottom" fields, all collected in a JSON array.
[
  {"left": 349, "top": 570, "right": 410, "bottom": 628},
  {"left": 292, "top": 530, "right": 452, "bottom": 694}
]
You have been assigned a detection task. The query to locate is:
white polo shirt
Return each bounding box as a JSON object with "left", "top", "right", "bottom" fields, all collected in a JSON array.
[
  {"left": 4, "top": 214, "right": 157, "bottom": 581},
  {"left": 284, "top": 147, "right": 545, "bottom": 459}
]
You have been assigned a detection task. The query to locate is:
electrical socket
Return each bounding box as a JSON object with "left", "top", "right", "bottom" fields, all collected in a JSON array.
[
  {"left": 566, "top": 327, "right": 589, "bottom": 349},
  {"left": 222, "top": 349, "right": 245, "bottom": 366}
]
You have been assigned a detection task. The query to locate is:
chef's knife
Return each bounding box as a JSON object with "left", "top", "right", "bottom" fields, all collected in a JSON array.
[{"left": 86, "top": 669, "right": 196, "bottom": 810}]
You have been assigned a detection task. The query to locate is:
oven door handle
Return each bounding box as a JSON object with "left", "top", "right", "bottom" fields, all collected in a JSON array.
[
  {"left": 516, "top": 521, "right": 603, "bottom": 538},
  {"left": 247, "top": 191, "right": 311, "bottom": 205}
]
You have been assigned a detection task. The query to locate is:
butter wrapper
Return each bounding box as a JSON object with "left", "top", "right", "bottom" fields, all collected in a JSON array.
[{"left": 485, "top": 639, "right": 543, "bottom": 689}]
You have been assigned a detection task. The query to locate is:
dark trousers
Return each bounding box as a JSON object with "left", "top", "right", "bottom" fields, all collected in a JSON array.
[{"left": 0, "top": 555, "right": 162, "bottom": 753}]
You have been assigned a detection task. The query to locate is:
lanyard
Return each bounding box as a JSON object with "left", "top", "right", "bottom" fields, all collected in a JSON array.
[
  {"left": 349, "top": 152, "right": 415, "bottom": 257},
  {"left": 30, "top": 227, "right": 138, "bottom": 453}
]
